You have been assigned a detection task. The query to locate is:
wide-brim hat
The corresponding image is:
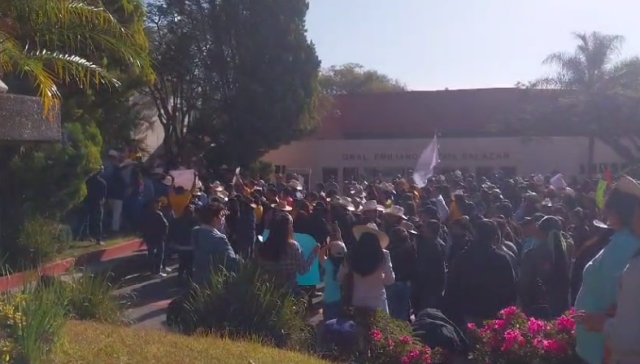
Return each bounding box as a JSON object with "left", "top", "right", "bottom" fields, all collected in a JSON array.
[
  {"left": 614, "top": 175, "right": 640, "bottom": 199},
  {"left": 353, "top": 223, "right": 389, "bottom": 249},
  {"left": 161, "top": 176, "right": 172, "bottom": 186},
  {"left": 272, "top": 200, "right": 292, "bottom": 212},
  {"left": 331, "top": 196, "right": 355, "bottom": 212},
  {"left": 361, "top": 200, "right": 384, "bottom": 212},
  {"left": 288, "top": 180, "right": 303, "bottom": 190},
  {"left": 383, "top": 205, "right": 407, "bottom": 220},
  {"left": 400, "top": 221, "right": 418, "bottom": 235},
  {"left": 210, "top": 181, "right": 224, "bottom": 192}
]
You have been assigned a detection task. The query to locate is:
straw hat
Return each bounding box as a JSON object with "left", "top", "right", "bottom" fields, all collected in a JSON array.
[
  {"left": 161, "top": 175, "right": 172, "bottom": 186},
  {"left": 361, "top": 200, "right": 384, "bottom": 212},
  {"left": 614, "top": 175, "right": 640, "bottom": 199},
  {"left": 272, "top": 200, "right": 293, "bottom": 212},
  {"left": 400, "top": 221, "right": 418, "bottom": 235},
  {"left": 331, "top": 196, "right": 355, "bottom": 211},
  {"left": 353, "top": 223, "right": 389, "bottom": 249},
  {"left": 384, "top": 205, "right": 407, "bottom": 220},
  {"left": 210, "top": 181, "right": 224, "bottom": 192},
  {"left": 288, "top": 180, "right": 303, "bottom": 191}
]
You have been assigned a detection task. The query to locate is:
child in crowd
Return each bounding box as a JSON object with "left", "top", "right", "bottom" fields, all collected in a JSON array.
[{"left": 320, "top": 222, "right": 347, "bottom": 321}]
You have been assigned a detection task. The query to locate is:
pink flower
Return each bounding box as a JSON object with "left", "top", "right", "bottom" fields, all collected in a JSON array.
[
  {"left": 527, "top": 318, "right": 546, "bottom": 336},
  {"left": 370, "top": 330, "right": 383, "bottom": 341},
  {"left": 501, "top": 329, "right": 525, "bottom": 352},
  {"left": 499, "top": 306, "right": 519, "bottom": 321},
  {"left": 400, "top": 336, "right": 412, "bottom": 344},
  {"left": 556, "top": 316, "right": 576, "bottom": 333},
  {"left": 401, "top": 357, "right": 410, "bottom": 364},
  {"left": 387, "top": 339, "right": 395, "bottom": 348},
  {"left": 423, "top": 355, "right": 432, "bottom": 363},
  {"left": 467, "top": 323, "right": 477, "bottom": 331},
  {"left": 492, "top": 319, "right": 508, "bottom": 331},
  {"left": 543, "top": 339, "right": 568, "bottom": 355}
]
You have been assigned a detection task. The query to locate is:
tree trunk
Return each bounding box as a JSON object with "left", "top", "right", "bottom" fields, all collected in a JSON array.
[{"left": 0, "top": 145, "right": 23, "bottom": 261}]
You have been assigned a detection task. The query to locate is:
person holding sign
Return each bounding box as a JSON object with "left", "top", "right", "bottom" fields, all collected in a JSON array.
[{"left": 257, "top": 212, "right": 320, "bottom": 296}]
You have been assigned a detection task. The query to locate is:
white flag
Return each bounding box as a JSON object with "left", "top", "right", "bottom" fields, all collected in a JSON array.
[{"left": 412, "top": 135, "right": 440, "bottom": 188}]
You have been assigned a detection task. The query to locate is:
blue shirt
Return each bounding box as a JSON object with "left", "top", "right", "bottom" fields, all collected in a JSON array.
[
  {"left": 324, "top": 260, "right": 342, "bottom": 304},
  {"left": 575, "top": 228, "right": 640, "bottom": 364}
]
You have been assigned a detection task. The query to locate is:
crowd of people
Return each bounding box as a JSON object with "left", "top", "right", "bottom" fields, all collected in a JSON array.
[{"left": 82, "top": 149, "right": 640, "bottom": 363}]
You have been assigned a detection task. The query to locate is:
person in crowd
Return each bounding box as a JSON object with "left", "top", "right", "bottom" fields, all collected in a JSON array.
[
  {"left": 385, "top": 225, "right": 418, "bottom": 321},
  {"left": 575, "top": 177, "right": 640, "bottom": 364},
  {"left": 169, "top": 205, "right": 198, "bottom": 281},
  {"left": 519, "top": 216, "right": 571, "bottom": 318},
  {"left": 443, "top": 219, "right": 517, "bottom": 328},
  {"left": 413, "top": 220, "right": 447, "bottom": 312},
  {"left": 107, "top": 162, "right": 127, "bottom": 232},
  {"left": 192, "top": 203, "right": 240, "bottom": 287},
  {"left": 319, "top": 222, "right": 347, "bottom": 321},
  {"left": 83, "top": 167, "right": 107, "bottom": 245},
  {"left": 140, "top": 198, "right": 169, "bottom": 277},
  {"left": 575, "top": 246, "right": 640, "bottom": 364},
  {"left": 338, "top": 224, "right": 394, "bottom": 313},
  {"left": 447, "top": 216, "right": 473, "bottom": 265},
  {"left": 258, "top": 212, "right": 320, "bottom": 295}
]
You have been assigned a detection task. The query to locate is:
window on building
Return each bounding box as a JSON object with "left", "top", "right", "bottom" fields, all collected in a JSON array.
[
  {"left": 579, "top": 164, "right": 586, "bottom": 175},
  {"left": 621, "top": 163, "right": 630, "bottom": 173},
  {"left": 589, "top": 164, "right": 597, "bottom": 174},
  {"left": 610, "top": 163, "right": 620, "bottom": 173},
  {"left": 343, "top": 167, "right": 359, "bottom": 183},
  {"left": 475, "top": 166, "right": 494, "bottom": 179},
  {"left": 321, "top": 167, "right": 338, "bottom": 183},
  {"left": 500, "top": 166, "right": 517, "bottom": 177}
]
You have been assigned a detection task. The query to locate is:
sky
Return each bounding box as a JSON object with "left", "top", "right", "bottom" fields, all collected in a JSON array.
[{"left": 306, "top": 0, "right": 640, "bottom": 91}]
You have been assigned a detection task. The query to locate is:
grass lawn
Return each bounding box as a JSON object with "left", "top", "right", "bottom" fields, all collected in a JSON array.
[
  {"left": 58, "top": 235, "right": 139, "bottom": 260},
  {"left": 53, "top": 321, "right": 329, "bottom": 364}
]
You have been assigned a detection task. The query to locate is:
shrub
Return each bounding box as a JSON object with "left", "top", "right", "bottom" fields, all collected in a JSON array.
[
  {"left": 468, "top": 306, "right": 578, "bottom": 364},
  {"left": 0, "top": 288, "right": 66, "bottom": 363},
  {"left": 58, "top": 272, "right": 125, "bottom": 324},
  {"left": 367, "top": 329, "right": 447, "bottom": 364},
  {"left": 10, "top": 216, "right": 72, "bottom": 269},
  {"left": 173, "top": 261, "right": 313, "bottom": 351}
]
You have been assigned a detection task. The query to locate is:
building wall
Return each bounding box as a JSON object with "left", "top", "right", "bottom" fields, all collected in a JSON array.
[{"left": 263, "top": 136, "right": 629, "bottom": 185}]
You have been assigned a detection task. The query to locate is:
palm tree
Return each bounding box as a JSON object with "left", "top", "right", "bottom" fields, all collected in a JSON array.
[
  {"left": 0, "top": 0, "right": 153, "bottom": 118},
  {"left": 534, "top": 31, "right": 640, "bottom": 175}
]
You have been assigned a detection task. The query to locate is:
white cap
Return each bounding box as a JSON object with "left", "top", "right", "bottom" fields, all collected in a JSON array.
[
  {"left": 328, "top": 240, "right": 347, "bottom": 257},
  {"left": 108, "top": 149, "right": 118, "bottom": 157}
]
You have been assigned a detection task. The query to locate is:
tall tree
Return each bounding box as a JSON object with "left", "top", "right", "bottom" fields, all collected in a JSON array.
[
  {"left": 145, "top": 0, "right": 322, "bottom": 167},
  {"left": 319, "top": 63, "right": 407, "bottom": 95},
  {"left": 532, "top": 31, "right": 640, "bottom": 173}
]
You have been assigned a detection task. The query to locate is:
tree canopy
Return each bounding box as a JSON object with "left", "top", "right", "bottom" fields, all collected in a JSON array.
[
  {"left": 318, "top": 63, "right": 407, "bottom": 95},
  {"left": 527, "top": 31, "right": 640, "bottom": 167},
  {"left": 145, "top": 0, "right": 322, "bottom": 167},
  {"left": 0, "top": 0, "right": 153, "bottom": 118}
]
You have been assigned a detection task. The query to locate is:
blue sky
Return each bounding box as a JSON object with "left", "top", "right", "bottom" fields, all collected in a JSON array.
[{"left": 306, "top": 0, "right": 640, "bottom": 90}]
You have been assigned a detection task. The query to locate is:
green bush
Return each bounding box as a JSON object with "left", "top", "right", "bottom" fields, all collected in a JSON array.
[
  {"left": 11, "top": 217, "right": 72, "bottom": 269},
  {"left": 36, "top": 272, "right": 125, "bottom": 324},
  {"left": 174, "top": 261, "right": 313, "bottom": 351}
]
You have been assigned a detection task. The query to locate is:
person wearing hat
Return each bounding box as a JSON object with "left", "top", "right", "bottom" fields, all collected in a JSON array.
[
  {"left": 319, "top": 223, "right": 348, "bottom": 321},
  {"left": 382, "top": 205, "right": 406, "bottom": 236},
  {"left": 358, "top": 200, "right": 384, "bottom": 227},
  {"left": 575, "top": 176, "right": 640, "bottom": 364},
  {"left": 337, "top": 224, "right": 394, "bottom": 313},
  {"left": 168, "top": 170, "right": 198, "bottom": 218},
  {"left": 519, "top": 216, "right": 571, "bottom": 319}
]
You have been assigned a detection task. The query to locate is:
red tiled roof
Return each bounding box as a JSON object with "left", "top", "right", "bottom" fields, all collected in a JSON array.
[{"left": 314, "top": 88, "right": 571, "bottom": 139}]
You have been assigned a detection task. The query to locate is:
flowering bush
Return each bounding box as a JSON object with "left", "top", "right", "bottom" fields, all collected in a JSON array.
[
  {"left": 368, "top": 329, "right": 447, "bottom": 364},
  {"left": 468, "top": 306, "right": 578, "bottom": 364}
]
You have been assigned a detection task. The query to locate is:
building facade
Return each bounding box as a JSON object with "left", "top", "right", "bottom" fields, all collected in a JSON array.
[{"left": 262, "top": 88, "right": 634, "bottom": 186}]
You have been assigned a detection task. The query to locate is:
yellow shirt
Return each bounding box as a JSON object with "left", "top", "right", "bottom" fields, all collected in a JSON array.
[
  {"left": 255, "top": 205, "right": 264, "bottom": 223},
  {"left": 169, "top": 190, "right": 192, "bottom": 217}
]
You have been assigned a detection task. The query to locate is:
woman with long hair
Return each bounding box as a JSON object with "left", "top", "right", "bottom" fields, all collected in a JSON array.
[
  {"left": 575, "top": 177, "right": 640, "bottom": 364},
  {"left": 258, "top": 212, "right": 320, "bottom": 294},
  {"left": 337, "top": 224, "right": 394, "bottom": 313}
]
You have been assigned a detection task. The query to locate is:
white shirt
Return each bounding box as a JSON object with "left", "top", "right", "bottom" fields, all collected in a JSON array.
[{"left": 337, "top": 250, "right": 395, "bottom": 312}]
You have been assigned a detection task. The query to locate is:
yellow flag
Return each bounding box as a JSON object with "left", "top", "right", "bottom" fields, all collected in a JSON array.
[{"left": 596, "top": 180, "right": 607, "bottom": 209}]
